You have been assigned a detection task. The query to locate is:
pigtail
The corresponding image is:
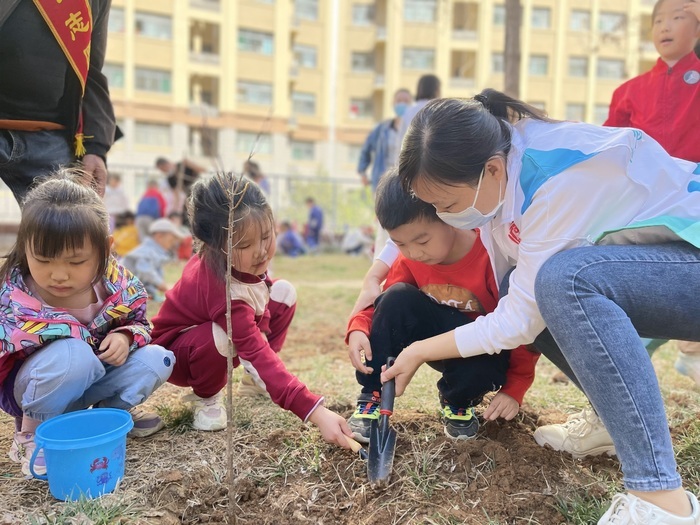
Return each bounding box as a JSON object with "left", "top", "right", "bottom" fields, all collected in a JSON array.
[{"left": 474, "top": 88, "right": 552, "bottom": 123}]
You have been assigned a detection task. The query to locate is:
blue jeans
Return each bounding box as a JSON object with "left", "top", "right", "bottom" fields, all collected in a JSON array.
[
  {"left": 0, "top": 129, "right": 74, "bottom": 204},
  {"left": 535, "top": 242, "right": 700, "bottom": 492},
  {"left": 12, "top": 339, "right": 175, "bottom": 421}
]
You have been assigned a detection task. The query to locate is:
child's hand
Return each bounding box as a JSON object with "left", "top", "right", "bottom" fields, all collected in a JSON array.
[
  {"left": 98, "top": 332, "right": 131, "bottom": 366},
  {"left": 380, "top": 341, "right": 425, "bottom": 396},
  {"left": 348, "top": 331, "right": 374, "bottom": 374},
  {"left": 307, "top": 405, "right": 354, "bottom": 448},
  {"left": 684, "top": 2, "right": 700, "bottom": 21},
  {"left": 483, "top": 392, "right": 519, "bottom": 421}
]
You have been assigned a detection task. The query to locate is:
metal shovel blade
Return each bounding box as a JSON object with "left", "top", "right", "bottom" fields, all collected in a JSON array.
[
  {"left": 367, "top": 416, "right": 397, "bottom": 487},
  {"left": 367, "top": 357, "right": 396, "bottom": 488}
]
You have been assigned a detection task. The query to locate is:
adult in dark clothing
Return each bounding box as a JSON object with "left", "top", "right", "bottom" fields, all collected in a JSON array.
[{"left": 0, "top": 0, "right": 116, "bottom": 203}]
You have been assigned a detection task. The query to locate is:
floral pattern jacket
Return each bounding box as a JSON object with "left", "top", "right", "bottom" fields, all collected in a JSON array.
[{"left": 0, "top": 258, "right": 152, "bottom": 385}]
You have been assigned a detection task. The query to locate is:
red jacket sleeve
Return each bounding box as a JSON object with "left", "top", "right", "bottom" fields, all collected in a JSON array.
[
  {"left": 499, "top": 345, "right": 540, "bottom": 405},
  {"left": 603, "top": 84, "right": 632, "bottom": 127},
  {"left": 213, "top": 301, "right": 321, "bottom": 421},
  {"left": 345, "top": 256, "right": 418, "bottom": 344}
]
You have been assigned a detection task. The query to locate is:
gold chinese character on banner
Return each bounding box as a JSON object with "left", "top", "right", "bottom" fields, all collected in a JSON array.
[{"left": 65, "top": 11, "right": 89, "bottom": 41}]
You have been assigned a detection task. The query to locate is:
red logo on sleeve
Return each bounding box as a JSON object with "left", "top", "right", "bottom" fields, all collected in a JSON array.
[{"left": 508, "top": 222, "right": 521, "bottom": 244}]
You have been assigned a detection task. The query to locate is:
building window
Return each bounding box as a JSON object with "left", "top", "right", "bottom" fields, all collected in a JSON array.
[
  {"left": 566, "top": 102, "right": 586, "bottom": 122},
  {"left": 404, "top": 0, "right": 437, "bottom": 22},
  {"left": 597, "top": 58, "right": 625, "bottom": 79},
  {"left": 293, "top": 44, "right": 317, "bottom": 68},
  {"left": 402, "top": 48, "right": 435, "bottom": 70},
  {"left": 295, "top": 0, "right": 318, "bottom": 21},
  {"left": 493, "top": 5, "right": 506, "bottom": 26},
  {"left": 109, "top": 7, "right": 125, "bottom": 33},
  {"left": 237, "top": 81, "right": 273, "bottom": 105},
  {"left": 135, "top": 68, "right": 171, "bottom": 93},
  {"left": 599, "top": 12, "right": 626, "bottom": 34},
  {"left": 236, "top": 131, "right": 273, "bottom": 154},
  {"left": 347, "top": 144, "right": 362, "bottom": 164},
  {"left": 529, "top": 55, "right": 549, "bottom": 76},
  {"left": 292, "top": 92, "right": 316, "bottom": 115},
  {"left": 566, "top": 103, "right": 586, "bottom": 122},
  {"left": 492, "top": 52, "right": 504, "bottom": 73},
  {"left": 350, "top": 98, "right": 373, "bottom": 119},
  {"left": 134, "top": 122, "right": 171, "bottom": 146},
  {"left": 594, "top": 104, "right": 609, "bottom": 125},
  {"left": 568, "top": 56, "right": 588, "bottom": 77},
  {"left": 352, "top": 4, "right": 374, "bottom": 26},
  {"left": 531, "top": 7, "right": 551, "bottom": 29},
  {"left": 238, "top": 28, "right": 274, "bottom": 55},
  {"left": 135, "top": 12, "right": 172, "bottom": 39},
  {"left": 103, "top": 63, "right": 124, "bottom": 88},
  {"left": 351, "top": 51, "right": 374, "bottom": 72},
  {"left": 570, "top": 10, "right": 590, "bottom": 31},
  {"left": 529, "top": 101, "right": 546, "bottom": 111},
  {"left": 291, "top": 140, "right": 315, "bottom": 161}
]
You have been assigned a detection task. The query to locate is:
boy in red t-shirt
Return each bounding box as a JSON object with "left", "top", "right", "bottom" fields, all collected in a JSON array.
[{"left": 345, "top": 169, "right": 538, "bottom": 442}]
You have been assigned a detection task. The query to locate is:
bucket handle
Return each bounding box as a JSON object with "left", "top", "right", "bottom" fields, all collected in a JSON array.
[{"left": 29, "top": 440, "right": 47, "bottom": 480}]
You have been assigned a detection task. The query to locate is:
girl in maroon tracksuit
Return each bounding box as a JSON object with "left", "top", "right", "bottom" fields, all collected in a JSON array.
[{"left": 151, "top": 173, "right": 353, "bottom": 449}]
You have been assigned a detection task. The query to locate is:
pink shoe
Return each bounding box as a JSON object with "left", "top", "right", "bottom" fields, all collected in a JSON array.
[{"left": 8, "top": 431, "right": 46, "bottom": 477}]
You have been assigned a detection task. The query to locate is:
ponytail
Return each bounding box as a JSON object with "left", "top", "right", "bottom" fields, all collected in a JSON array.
[{"left": 399, "top": 89, "right": 552, "bottom": 190}]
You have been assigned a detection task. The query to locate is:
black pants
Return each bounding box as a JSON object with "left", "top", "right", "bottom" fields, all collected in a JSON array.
[{"left": 356, "top": 283, "right": 510, "bottom": 408}]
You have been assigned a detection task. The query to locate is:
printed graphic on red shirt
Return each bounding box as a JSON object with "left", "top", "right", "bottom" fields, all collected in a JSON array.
[{"left": 421, "top": 283, "right": 485, "bottom": 313}]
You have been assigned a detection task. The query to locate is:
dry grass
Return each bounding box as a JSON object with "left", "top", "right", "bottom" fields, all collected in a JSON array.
[{"left": 0, "top": 254, "right": 698, "bottom": 524}]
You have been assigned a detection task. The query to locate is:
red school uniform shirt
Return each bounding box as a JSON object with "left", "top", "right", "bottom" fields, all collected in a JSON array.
[
  {"left": 604, "top": 52, "right": 700, "bottom": 162},
  {"left": 151, "top": 255, "right": 321, "bottom": 421},
  {"left": 346, "top": 236, "right": 539, "bottom": 405}
]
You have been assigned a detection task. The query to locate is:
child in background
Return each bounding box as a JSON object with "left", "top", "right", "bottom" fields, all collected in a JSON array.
[
  {"left": 603, "top": 0, "right": 700, "bottom": 386},
  {"left": 135, "top": 179, "right": 167, "bottom": 242},
  {"left": 346, "top": 170, "right": 538, "bottom": 442},
  {"left": 0, "top": 174, "right": 175, "bottom": 476},
  {"left": 277, "top": 221, "right": 307, "bottom": 257},
  {"left": 304, "top": 197, "right": 324, "bottom": 250},
  {"left": 122, "top": 218, "right": 184, "bottom": 302},
  {"left": 103, "top": 173, "right": 130, "bottom": 231},
  {"left": 151, "top": 174, "right": 355, "bottom": 450},
  {"left": 112, "top": 211, "right": 139, "bottom": 258}
]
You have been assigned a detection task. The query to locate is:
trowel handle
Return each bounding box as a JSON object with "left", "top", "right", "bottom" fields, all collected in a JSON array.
[{"left": 380, "top": 357, "right": 396, "bottom": 416}]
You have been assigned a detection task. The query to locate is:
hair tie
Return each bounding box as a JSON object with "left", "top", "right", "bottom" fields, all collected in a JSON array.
[{"left": 474, "top": 93, "right": 488, "bottom": 107}]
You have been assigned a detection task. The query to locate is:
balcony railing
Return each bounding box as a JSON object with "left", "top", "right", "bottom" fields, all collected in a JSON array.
[
  {"left": 189, "top": 51, "right": 220, "bottom": 65},
  {"left": 452, "top": 29, "right": 477, "bottom": 40},
  {"left": 189, "top": 0, "right": 220, "bottom": 11}
]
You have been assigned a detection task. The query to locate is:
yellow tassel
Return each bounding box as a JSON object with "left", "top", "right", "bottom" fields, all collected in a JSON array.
[{"left": 74, "top": 133, "right": 87, "bottom": 157}]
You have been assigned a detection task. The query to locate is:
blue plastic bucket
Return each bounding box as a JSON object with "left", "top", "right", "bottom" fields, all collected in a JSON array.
[{"left": 29, "top": 408, "right": 134, "bottom": 501}]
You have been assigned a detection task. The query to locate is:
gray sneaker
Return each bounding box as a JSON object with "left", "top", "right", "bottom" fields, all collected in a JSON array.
[{"left": 347, "top": 391, "right": 380, "bottom": 444}]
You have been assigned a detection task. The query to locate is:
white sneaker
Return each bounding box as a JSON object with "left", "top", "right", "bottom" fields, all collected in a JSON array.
[
  {"left": 183, "top": 391, "right": 227, "bottom": 431},
  {"left": 237, "top": 371, "right": 268, "bottom": 398},
  {"left": 533, "top": 408, "right": 616, "bottom": 459},
  {"left": 675, "top": 353, "right": 700, "bottom": 386},
  {"left": 598, "top": 492, "right": 700, "bottom": 524}
]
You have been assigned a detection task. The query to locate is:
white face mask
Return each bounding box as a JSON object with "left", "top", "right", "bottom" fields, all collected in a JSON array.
[{"left": 436, "top": 168, "right": 504, "bottom": 230}]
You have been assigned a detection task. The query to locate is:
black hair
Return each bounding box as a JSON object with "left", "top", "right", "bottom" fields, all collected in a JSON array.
[
  {"left": 375, "top": 167, "right": 438, "bottom": 231},
  {"left": 188, "top": 172, "right": 273, "bottom": 279},
  {"left": 415, "top": 74, "right": 441, "bottom": 100},
  {"left": 0, "top": 171, "right": 111, "bottom": 283},
  {"left": 399, "top": 89, "right": 551, "bottom": 190},
  {"left": 155, "top": 157, "right": 169, "bottom": 168}
]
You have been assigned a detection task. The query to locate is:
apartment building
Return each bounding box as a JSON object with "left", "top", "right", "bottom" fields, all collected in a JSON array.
[{"left": 104, "top": 0, "right": 659, "bottom": 180}]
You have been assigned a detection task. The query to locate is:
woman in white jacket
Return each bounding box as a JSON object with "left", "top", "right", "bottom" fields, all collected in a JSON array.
[{"left": 381, "top": 90, "right": 700, "bottom": 524}]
